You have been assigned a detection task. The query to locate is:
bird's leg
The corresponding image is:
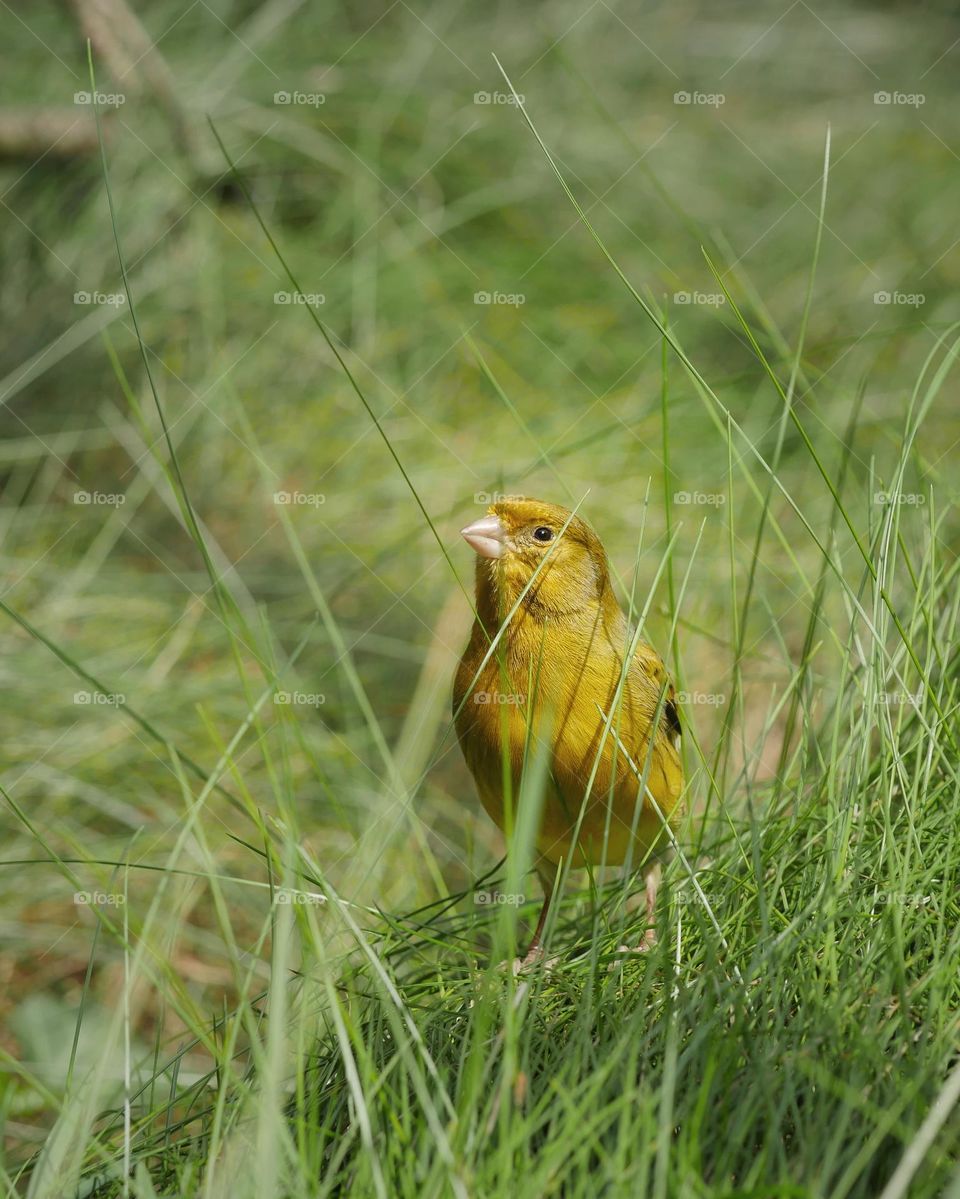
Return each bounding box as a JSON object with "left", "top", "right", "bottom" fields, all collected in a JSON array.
[
  {"left": 507, "top": 865, "right": 556, "bottom": 973},
  {"left": 641, "top": 860, "right": 662, "bottom": 947},
  {"left": 616, "top": 860, "right": 662, "bottom": 956},
  {"left": 522, "top": 884, "right": 552, "bottom": 958}
]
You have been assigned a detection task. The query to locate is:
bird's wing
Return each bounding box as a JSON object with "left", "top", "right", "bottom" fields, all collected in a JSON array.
[{"left": 629, "top": 641, "right": 681, "bottom": 748}]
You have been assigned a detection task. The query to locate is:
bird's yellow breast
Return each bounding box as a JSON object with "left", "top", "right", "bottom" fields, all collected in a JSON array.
[{"left": 454, "top": 604, "right": 683, "bottom": 870}]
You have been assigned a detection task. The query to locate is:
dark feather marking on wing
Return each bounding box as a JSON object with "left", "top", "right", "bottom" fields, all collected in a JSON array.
[{"left": 663, "top": 688, "right": 682, "bottom": 742}]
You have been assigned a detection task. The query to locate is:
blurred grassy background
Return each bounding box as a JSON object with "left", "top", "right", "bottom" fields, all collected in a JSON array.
[{"left": 1, "top": 0, "right": 958, "bottom": 1179}]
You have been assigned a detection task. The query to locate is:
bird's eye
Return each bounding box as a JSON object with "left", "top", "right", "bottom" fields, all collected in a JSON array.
[{"left": 533, "top": 526, "right": 554, "bottom": 543}]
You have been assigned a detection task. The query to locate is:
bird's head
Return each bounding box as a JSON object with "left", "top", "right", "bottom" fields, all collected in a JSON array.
[{"left": 460, "top": 497, "right": 611, "bottom": 620}]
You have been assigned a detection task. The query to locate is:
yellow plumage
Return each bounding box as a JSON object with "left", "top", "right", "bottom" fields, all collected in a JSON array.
[{"left": 453, "top": 498, "right": 684, "bottom": 960}]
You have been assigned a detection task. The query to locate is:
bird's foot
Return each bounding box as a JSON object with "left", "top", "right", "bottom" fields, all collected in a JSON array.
[
  {"left": 499, "top": 944, "right": 558, "bottom": 975},
  {"left": 608, "top": 927, "right": 657, "bottom": 968}
]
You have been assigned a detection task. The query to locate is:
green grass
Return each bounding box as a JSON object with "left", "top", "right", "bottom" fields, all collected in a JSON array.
[{"left": 1, "top": 1, "right": 959, "bottom": 1195}]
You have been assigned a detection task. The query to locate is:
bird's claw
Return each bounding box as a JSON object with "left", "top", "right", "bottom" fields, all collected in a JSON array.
[
  {"left": 607, "top": 927, "right": 657, "bottom": 969},
  {"left": 499, "top": 945, "right": 558, "bottom": 975}
]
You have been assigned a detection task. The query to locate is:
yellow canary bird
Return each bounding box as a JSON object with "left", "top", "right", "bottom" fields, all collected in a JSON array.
[{"left": 453, "top": 498, "right": 684, "bottom": 966}]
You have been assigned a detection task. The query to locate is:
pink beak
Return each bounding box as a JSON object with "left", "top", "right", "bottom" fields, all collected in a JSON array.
[{"left": 460, "top": 513, "right": 507, "bottom": 559}]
